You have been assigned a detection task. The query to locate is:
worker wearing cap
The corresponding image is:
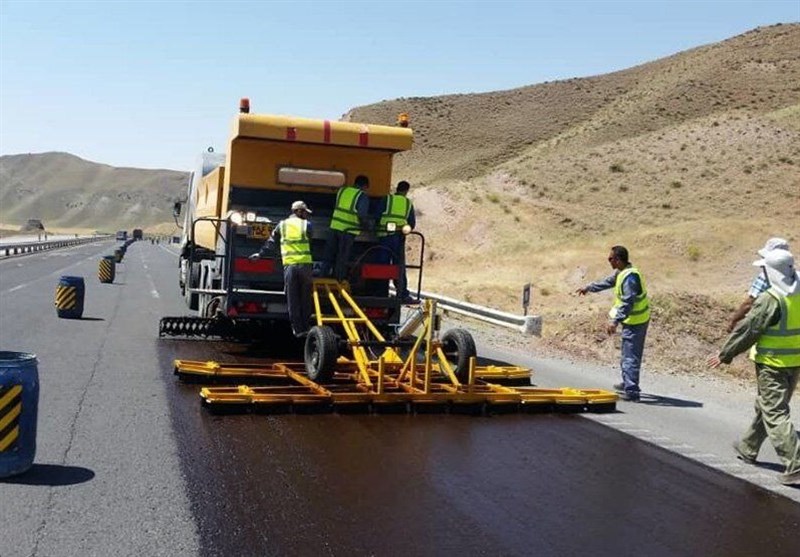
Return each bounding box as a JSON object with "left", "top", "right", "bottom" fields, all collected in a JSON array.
[
  {"left": 377, "top": 180, "right": 417, "bottom": 303},
  {"left": 250, "top": 201, "right": 314, "bottom": 338},
  {"left": 708, "top": 248, "right": 800, "bottom": 487},
  {"left": 323, "top": 174, "right": 371, "bottom": 281},
  {"left": 576, "top": 245, "right": 650, "bottom": 401},
  {"left": 727, "top": 237, "right": 791, "bottom": 332}
]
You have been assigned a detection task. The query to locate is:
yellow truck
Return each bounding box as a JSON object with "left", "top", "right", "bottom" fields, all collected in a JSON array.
[{"left": 162, "top": 100, "right": 414, "bottom": 339}]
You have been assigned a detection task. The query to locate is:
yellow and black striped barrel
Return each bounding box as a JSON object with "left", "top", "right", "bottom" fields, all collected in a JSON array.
[
  {"left": 0, "top": 352, "right": 39, "bottom": 478},
  {"left": 55, "top": 275, "right": 85, "bottom": 319},
  {"left": 98, "top": 256, "right": 116, "bottom": 283}
]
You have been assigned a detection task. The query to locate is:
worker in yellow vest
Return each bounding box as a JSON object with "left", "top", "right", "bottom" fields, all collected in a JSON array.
[
  {"left": 250, "top": 200, "right": 314, "bottom": 338},
  {"left": 323, "top": 174, "right": 371, "bottom": 281},
  {"left": 708, "top": 248, "right": 800, "bottom": 487},
  {"left": 377, "top": 180, "right": 417, "bottom": 303},
  {"left": 576, "top": 245, "right": 650, "bottom": 401}
]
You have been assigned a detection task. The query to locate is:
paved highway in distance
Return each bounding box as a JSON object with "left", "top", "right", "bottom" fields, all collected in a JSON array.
[{"left": 1, "top": 241, "right": 798, "bottom": 557}]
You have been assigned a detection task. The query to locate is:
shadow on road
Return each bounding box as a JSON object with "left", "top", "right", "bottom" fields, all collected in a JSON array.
[
  {"left": 0, "top": 464, "right": 95, "bottom": 486},
  {"left": 79, "top": 317, "right": 105, "bottom": 322},
  {"left": 637, "top": 393, "right": 704, "bottom": 408}
]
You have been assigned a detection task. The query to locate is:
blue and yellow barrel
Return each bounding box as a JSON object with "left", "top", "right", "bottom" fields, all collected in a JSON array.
[
  {"left": 0, "top": 352, "right": 39, "bottom": 478},
  {"left": 98, "top": 256, "right": 115, "bottom": 284},
  {"left": 55, "top": 276, "right": 85, "bottom": 319}
]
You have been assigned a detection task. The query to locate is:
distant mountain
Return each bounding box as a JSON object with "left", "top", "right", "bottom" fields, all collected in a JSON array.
[{"left": 0, "top": 152, "right": 188, "bottom": 231}]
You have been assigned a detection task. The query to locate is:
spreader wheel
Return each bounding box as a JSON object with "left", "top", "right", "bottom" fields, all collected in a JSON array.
[{"left": 304, "top": 325, "right": 339, "bottom": 383}]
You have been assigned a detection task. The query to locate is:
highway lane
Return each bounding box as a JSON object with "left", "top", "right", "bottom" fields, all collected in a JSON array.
[
  {"left": 2, "top": 242, "right": 800, "bottom": 556},
  {"left": 0, "top": 240, "right": 198, "bottom": 557}
]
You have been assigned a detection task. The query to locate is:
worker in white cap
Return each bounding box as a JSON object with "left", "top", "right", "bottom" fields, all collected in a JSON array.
[
  {"left": 250, "top": 201, "right": 314, "bottom": 338},
  {"left": 708, "top": 248, "right": 800, "bottom": 486},
  {"left": 727, "top": 237, "right": 790, "bottom": 332}
]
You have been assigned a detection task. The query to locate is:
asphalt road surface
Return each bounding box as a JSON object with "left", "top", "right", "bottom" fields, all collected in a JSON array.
[{"left": 1, "top": 241, "right": 798, "bottom": 557}]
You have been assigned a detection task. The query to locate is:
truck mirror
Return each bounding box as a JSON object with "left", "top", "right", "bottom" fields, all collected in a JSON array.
[{"left": 173, "top": 202, "right": 182, "bottom": 217}]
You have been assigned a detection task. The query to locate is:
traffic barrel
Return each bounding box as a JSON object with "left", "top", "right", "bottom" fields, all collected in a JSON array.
[
  {"left": 98, "top": 256, "right": 115, "bottom": 283},
  {"left": 114, "top": 248, "right": 123, "bottom": 263},
  {"left": 0, "top": 352, "right": 39, "bottom": 478},
  {"left": 55, "top": 276, "right": 85, "bottom": 319}
]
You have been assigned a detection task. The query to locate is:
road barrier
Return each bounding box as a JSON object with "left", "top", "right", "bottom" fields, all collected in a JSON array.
[
  {"left": 55, "top": 276, "right": 85, "bottom": 319},
  {"left": 414, "top": 290, "right": 543, "bottom": 336},
  {"left": 0, "top": 352, "right": 39, "bottom": 478},
  {"left": 0, "top": 236, "right": 109, "bottom": 258}
]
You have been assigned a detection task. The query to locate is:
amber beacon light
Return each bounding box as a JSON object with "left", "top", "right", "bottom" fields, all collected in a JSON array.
[
  {"left": 239, "top": 98, "right": 250, "bottom": 114},
  {"left": 397, "top": 112, "right": 409, "bottom": 127}
]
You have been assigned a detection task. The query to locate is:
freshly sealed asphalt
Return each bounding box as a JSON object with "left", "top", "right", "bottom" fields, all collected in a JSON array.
[{"left": 2, "top": 240, "right": 799, "bottom": 557}]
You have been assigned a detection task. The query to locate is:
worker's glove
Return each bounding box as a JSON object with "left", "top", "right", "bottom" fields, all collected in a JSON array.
[{"left": 249, "top": 253, "right": 261, "bottom": 261}]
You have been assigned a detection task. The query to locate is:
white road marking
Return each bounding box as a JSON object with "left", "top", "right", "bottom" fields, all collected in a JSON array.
[
  {"left": 141, "top": 250, "right": 160, "bottom": 298},
  {"left": 0, "top": 251, "right": 98, "bottom": 295}
]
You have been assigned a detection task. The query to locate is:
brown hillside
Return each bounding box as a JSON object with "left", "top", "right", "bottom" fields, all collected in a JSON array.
[
  {"left": 344, "top": 23, "right": 800, "bottom": 378},
  {"left": 1, "top": 24, "right": 798, "bottom": 378},
  {"left": 0, "top": 152, "right": 188, "bottom": 232}
]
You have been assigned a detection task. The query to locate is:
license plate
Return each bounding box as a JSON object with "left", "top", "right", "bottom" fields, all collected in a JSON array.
[{"left": 249, "top": 223, "right": 273, "bottom": 240}]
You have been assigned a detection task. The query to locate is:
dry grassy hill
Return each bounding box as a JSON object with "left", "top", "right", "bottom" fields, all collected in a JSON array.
[
  {"left": 0, "top": 152, "right": 188, "bottom": 233},
  {"left": 345, "top": 23, "right": 800, "bottom": 378},
  {"left": 1, "top": 24, "right": 798, "bottom": 378}
]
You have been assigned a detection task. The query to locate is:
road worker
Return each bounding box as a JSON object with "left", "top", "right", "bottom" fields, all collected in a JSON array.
[
  {"left": 708, "top": 248, "right": 800, "bottom": 487},
  {"left": 323, "top": 174, "right": 371, "bottom": 281},
  {"left": 727, "top": 237, "right": 791, "bottom": 332},
  {"left": 377, "top": 180, "right": 417, "bottom": 303},
  {"left": 250, "top": 201, "right": 314, "bottom": 338},
  {"left": 575, "top": 245, "right": 650, "bottom": 401},
  {"left": 708, "top": 249, "right": 800, "bottom": 486}
]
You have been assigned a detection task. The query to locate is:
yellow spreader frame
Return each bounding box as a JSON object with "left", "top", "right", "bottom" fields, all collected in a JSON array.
[{"left": 178, "top": 279, "right": 617, "bottom": 413}]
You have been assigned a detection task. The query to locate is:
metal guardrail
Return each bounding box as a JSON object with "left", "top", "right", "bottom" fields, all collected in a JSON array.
[
  {"left": 0, "top": 236, "right": 111, "bottom": 258},
  {"left": 417, "top": 289, "right": 543, "bottom": 336}
]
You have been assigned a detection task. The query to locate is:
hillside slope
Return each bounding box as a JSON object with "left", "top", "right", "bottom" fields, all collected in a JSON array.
[
  {"left": 1, "top": 24, "right": 798, "bottom": 378},
  {"left": 0, "top": 152, "right": 188, "bottom": 231}
]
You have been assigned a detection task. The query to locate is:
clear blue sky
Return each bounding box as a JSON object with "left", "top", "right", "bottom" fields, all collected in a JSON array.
[{"left": 1, "top": 0, "right": 797, "bottom": 171}]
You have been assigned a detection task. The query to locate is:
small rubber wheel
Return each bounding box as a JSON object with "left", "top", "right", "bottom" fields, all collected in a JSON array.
[
  {"left": 304, "top": 325, "right": 339, "bottom": 382},
  {"left": 440, "top": 328, "right": 477, "bottom": 382}
]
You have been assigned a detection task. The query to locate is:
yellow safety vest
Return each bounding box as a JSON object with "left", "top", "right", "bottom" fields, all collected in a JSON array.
[
  {"left": 378, "top": 194, "right": 411, "bottom": 237},
  {"left": 330, "top": 186, "right": 363, "bottom": 235},
  {"left": 609, "top": 266, "right": 650, "bottom": 325},
  {"left": 752, "top": 288, "right": 800, "bottom": 368},
  {"left": 279, "top": 216, "right": 312, "bottom": 265}
]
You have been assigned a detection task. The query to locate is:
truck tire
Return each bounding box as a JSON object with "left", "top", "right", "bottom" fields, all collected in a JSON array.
[
  {"left": 304, "top": 326, "right": 338, "bottom": 383},
  {"left": 185, "top": 263, "right": 200, "bottom": 311},
  {"left": 440, "top": 328, "right": 477, "bottom": 383}
]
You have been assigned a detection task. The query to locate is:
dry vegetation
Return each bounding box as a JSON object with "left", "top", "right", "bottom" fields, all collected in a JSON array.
[{"left": 1, "top": 24, "right": 798, "bottom": 377}]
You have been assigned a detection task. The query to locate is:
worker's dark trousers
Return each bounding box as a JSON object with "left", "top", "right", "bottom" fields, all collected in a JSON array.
[
  {"left": 620, "top": 321, "right": 648, "bottom": 394},
  {"left": 284, "top": 264, "right": 313, "bottom": 336},
  {"left": 378, "top": 234, "right": 408, "bottom": 298},
  {"left": 323, "top": 230, "right": 355, "bottom": 281}
]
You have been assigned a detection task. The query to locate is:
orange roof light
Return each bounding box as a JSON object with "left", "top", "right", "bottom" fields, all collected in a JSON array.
[
  {"left": 397, "top": 112, "right": 409, "bottom": 127},
  {"left": 239, "top": 98, "right": 250, "bottom": 114}
]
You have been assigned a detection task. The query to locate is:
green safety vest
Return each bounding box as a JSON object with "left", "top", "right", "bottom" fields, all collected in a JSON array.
[
  {"left": 330, "top": 186, "right": 363, "bottom": 235},
  {"left": 378, "top": 194, "right": 411, "bottom": 236},
  {"left": 609, "top": 266, "right": 650, "bottom": 325},
  {"left": 279, "top": 216, "right": 312, "bottom": 265},
  {"left": 752, "top": 288, "right": 800, "bottom": 368}
]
